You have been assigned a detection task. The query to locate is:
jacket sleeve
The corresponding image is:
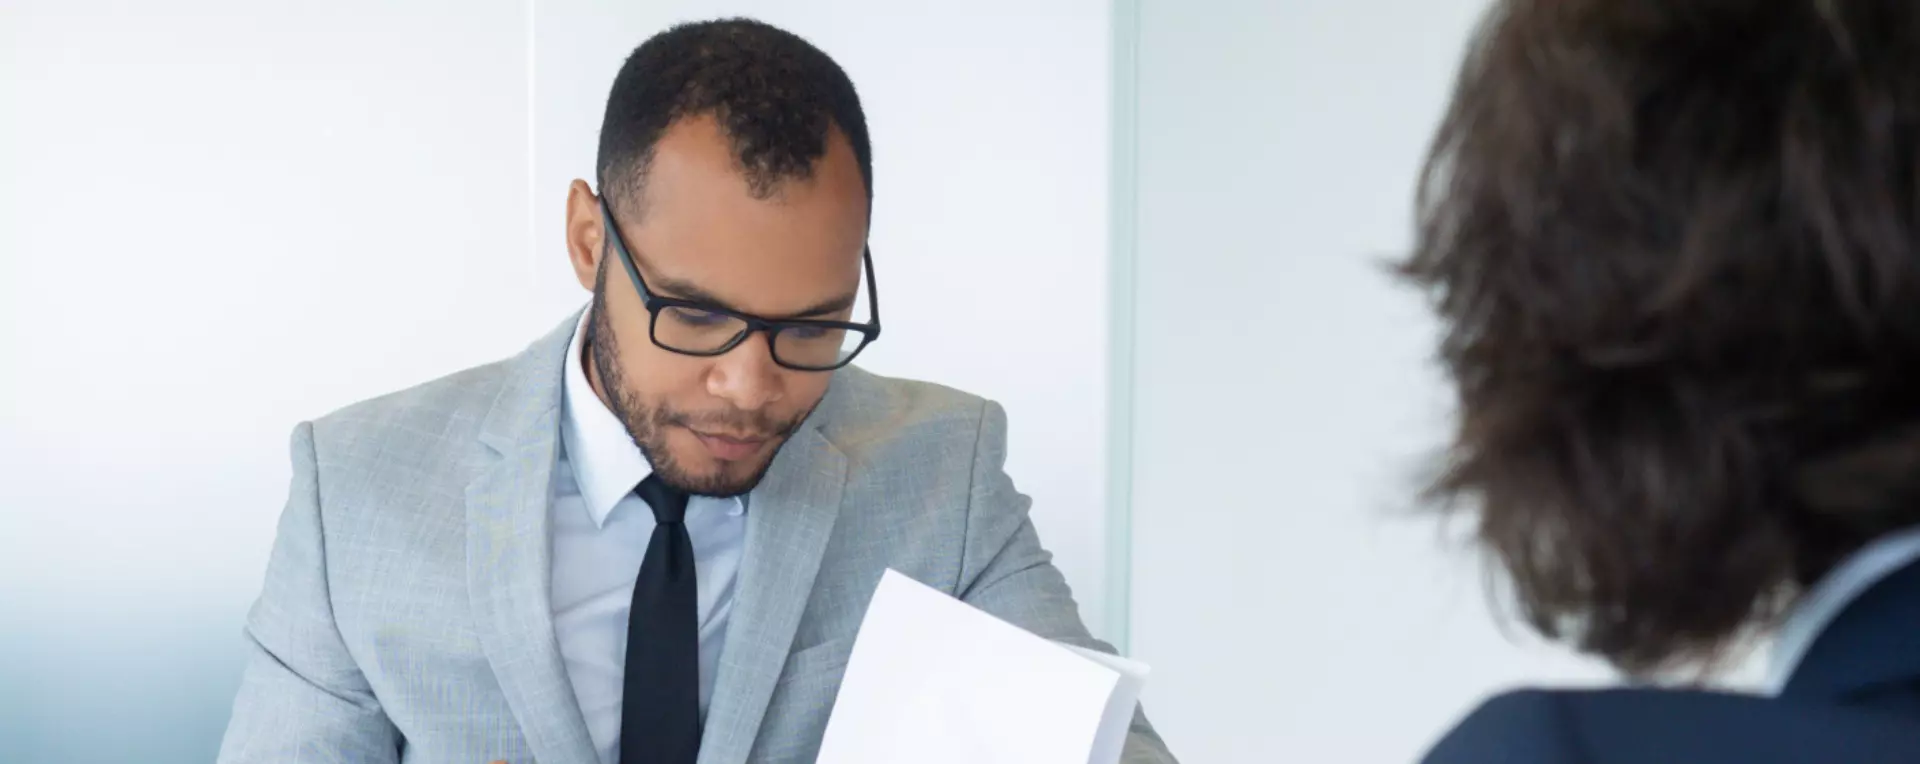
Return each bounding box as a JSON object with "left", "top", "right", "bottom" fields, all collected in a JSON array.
[
  {"left": 216, "top": 422, "right": 401, "bottom": 764},
  {"left": 955, "top": 400, "right": 1178, "bottom": 764}
]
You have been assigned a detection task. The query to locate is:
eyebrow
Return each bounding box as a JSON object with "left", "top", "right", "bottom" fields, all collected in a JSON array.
[{"left": 649, "top": 272, "right": 859, "bottom": 321}]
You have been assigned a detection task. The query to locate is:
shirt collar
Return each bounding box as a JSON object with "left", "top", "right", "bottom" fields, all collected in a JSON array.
[
  {"left": 1767, "top": 523, "right": 1920, "bottom": 693},
  {"left": 561, "top": 309, "right": 658, "bottom": 529}
]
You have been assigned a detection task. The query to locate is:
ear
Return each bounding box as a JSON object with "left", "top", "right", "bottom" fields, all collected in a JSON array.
[{"left": 564, "top": 179, "right": 604, "bottom": 292}]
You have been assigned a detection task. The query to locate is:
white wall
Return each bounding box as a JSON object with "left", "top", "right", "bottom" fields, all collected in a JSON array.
[
  {"left": 0, "top": 2, "right": 1116, "bottom": 761},
  {"left": 1118, "top": 1, "right": 1617, "bottom": 761},
  {"left": 1, "top": 2, "right": 533, "bottom": 761}
]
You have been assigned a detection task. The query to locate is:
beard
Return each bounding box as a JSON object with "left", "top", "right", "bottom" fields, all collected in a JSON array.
[{"left": 585, "top": 265, "right": 815, "bottom": 498}]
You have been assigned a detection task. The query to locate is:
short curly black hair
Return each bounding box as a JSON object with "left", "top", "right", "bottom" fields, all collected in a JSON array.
[
  {"left": 1404, "top": 0, "right": 1920, "bottom": 676},
  {"left": 595, "top": 18, "right": 872, "bottom": 216}
]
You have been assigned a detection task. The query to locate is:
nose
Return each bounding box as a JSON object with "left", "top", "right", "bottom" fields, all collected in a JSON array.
[{"left": 705, "top": 331, "right": 786, "bottom": 412}]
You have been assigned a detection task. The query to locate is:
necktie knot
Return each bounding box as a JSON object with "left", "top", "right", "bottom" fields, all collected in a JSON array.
[{"left": 636, "top": 474, "right": 690, "bottom": 525}]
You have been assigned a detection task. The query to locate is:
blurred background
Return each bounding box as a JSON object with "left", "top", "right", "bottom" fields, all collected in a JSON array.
[{"left": 0, "top": 0, "right": 1674, "bottom": 761}]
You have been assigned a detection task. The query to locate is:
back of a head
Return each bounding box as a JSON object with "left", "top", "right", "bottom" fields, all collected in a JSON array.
[{"left": 1405, "top": 0, "right": 1920, "bottom": 675}]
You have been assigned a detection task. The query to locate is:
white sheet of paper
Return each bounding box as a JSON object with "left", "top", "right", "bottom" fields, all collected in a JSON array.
[
  {"left": 1060, "top": 645, "right": 1150, "bottom": 764},
  {"left": 815, "top": 570, "right": 1149, "bottom": 764}
]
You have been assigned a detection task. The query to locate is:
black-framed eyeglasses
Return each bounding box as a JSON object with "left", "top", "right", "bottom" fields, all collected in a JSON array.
[{"left": 599, "top": 196, "right": 882, "bottom": 372}]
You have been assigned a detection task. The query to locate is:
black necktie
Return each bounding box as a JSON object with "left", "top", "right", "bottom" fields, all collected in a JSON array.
[{"left": 620, "top": 475, "right": 701, "bottom": 764}]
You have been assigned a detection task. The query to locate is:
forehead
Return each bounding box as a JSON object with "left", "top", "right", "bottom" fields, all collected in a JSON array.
[{"left": 621, "top": 115, "right": 868, "bottom": 314}]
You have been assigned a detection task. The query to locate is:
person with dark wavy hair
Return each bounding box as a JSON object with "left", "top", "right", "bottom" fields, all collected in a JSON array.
[{"left": 1407, "top": 1, "right": 1920, "bottom": 761}]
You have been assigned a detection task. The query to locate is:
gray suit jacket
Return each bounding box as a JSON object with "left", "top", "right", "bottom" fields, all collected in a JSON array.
[{"left": 217, "top": 314, "right": 1175, "bottom": 764}]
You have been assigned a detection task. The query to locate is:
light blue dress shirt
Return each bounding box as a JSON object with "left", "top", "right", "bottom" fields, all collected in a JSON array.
[
  {"left": 550, "top": 311, "right": 749, "bottom": 764},
  {"left": 1766, "top": 522, "right": 1920, "bottom": 693}
]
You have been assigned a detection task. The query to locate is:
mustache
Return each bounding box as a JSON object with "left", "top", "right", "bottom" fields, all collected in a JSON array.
[{"left": 656, "top": 407, "right": 806, "bottom": 440}]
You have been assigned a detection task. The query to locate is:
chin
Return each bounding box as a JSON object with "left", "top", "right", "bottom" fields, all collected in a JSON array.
[
  {"left": 661, "top": 452, "right": 776, "bottom": 498},
  {"left": 716, "top": 454, "right": 777, "bottom": 488},
  {"left": 648, "top": 426, "right": 795, "bottom": 496}
]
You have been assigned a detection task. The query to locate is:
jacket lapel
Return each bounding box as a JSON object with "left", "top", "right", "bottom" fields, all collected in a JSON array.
[
  {"left": 1780, "top": 554, "right": 1920, "bottom": 705},
  {"left": 467, "top": 315, "right": 601, "bottom": 764},
  {"left": 697, "top": 424, "right": 848, "bottom": 764}
]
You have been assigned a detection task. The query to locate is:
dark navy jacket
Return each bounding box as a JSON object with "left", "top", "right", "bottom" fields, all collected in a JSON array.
[{"left": 1422, "top": 559, "right": 1920, "bottom": 763}]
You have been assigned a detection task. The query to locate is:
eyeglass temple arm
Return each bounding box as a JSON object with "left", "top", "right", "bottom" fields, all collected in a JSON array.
[{"left": 862, "top": 246, "right": 882, "bottom": 339}]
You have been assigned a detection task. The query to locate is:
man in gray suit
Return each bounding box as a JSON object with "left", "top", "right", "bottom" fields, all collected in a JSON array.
[{"left": 216, "top": 17, "right": 1173, "bottom": 764}]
